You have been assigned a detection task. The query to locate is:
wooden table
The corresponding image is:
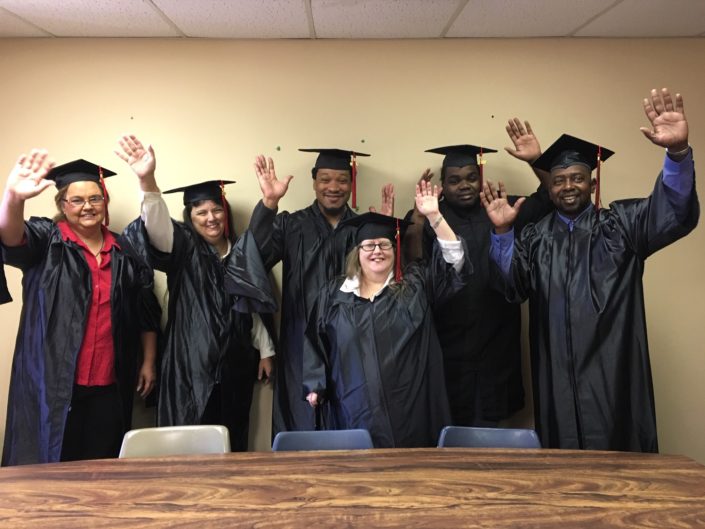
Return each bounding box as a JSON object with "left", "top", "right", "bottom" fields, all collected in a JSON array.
[{"left": 0, "top": 448, "right": 703, "bottom": 528}]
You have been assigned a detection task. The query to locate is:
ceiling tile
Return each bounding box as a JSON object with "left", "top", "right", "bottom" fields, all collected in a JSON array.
[
  {"left": 575, "top": 0, "right": 705, "bottom": 37},
  {"left": 312, "top": 0, "right": 460, "bottom": 39},
  {"left": 154, "top": 0, "right": 310, "bottom": 38},
  {"left": 0, "top": 7, "right": 51, "bottom": 36},
  {"left": 0, "top": 0, "right": 180, "bottom": 37},
  {"left": 447, "top": 0, "right": 619, "bottom": 37}
]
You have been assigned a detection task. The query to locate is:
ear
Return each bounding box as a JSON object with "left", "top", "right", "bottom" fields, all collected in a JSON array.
[{"left": 590, "top": 178, "right": 597, "bottom": 194}]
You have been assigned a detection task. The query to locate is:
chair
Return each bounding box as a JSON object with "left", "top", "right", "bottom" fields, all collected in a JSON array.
[
  {"left": 118, "top": 425, "right": 231, "bottom": 458},
  {"left": 437, "top": 426, "right": 541, "bottom": 448},
  {"left": 271, "top": 429, "right": 374, "bottom": 451}
]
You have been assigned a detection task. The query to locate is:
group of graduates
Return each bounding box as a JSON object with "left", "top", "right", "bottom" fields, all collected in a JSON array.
[{"left": 0, "top": 87, "right": 697, "bottom": 465}]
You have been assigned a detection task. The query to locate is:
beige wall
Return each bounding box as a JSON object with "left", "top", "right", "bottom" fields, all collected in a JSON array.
[{"left": 0, "top": 38, "right": 703, "bottom": 461}]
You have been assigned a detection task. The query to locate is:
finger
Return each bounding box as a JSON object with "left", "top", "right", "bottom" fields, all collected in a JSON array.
[
  {"left": 642, "top": 97, "right": 658, "bottom": 124},
  {"left": 284, "top": 174, "right": 294, "bottom": 185},
  {"left": 650, "top": 88, "right": 665, "bottom": 115},
  {"left": 498, "top": 181, "right": 507, "bottom": 198},
  {"left": 513, "top": 117, "right": 526, "bottom": 135},
  {"left": 661, "top": 87, "right": 673, "bottom": 112},
  {"left": 674, "top": 92, "right": 685, "bottom": 116},
  {"left": 368, "top": 206, "right": 377, "bottom": 213},
  {"left": 114, "top": 149, "right": 129, "bottom": 163},
  {"left": 504, "top": 146, "right": 518, "bottom": 157},
  {"left": 267, "top": 157, "right": 275, "bottom": 172},
  {"left": 524, "top": 120, "right": 534, "bottom": 135}
]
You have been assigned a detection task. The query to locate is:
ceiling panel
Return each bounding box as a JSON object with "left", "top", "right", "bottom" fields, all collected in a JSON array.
[
  {"left": 0, "top": 7, "right": 51, "bottom": 37},
  {"left": 312, "top": 0, "right": 461, "bottom": 39},
  {"left": 575, "top": 0, "right": 705, "bottom": 37},
  {"left": 0, "top": 0, "right": 180, "bottom": 37},
  {"left": 448, "top": 0, "right": 620, "bottom": 37},
  {"left": 154, "top": 0, "right": 310, "bottom": 38}
]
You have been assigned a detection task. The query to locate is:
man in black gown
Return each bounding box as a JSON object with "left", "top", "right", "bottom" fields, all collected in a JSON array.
[{"left": 483, "top": 88, "right": 698, "bottom": 451}]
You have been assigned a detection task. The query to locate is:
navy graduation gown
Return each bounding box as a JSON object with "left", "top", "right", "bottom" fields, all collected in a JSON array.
[
  {"left": 502, "top": 172, "right": 699, "bottom": 451},
  {"left": 303, "top": 242, "right": 471, "bottom": 448}
]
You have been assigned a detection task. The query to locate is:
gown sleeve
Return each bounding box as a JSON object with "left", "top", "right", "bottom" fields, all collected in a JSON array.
[{"left": 247, "top": 199, "right": 286, "bottom": 270}]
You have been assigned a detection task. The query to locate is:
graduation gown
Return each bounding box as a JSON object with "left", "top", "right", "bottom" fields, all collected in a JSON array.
[
  {"left": 303, "top": 242, "right": 471, "bottom": 448},
  {"left": 0, "top": 249, "right": 11, "bottom": 304},
  {"left": 142, "top": 220, "right": 276, "bottom": 450},
  {"left": 1, "top": 217, "right": 160, "bottom": 466},
  {"left": 502, "top": 172, "right": 699, "bottom": 451},
  {"left": 420, "top": 187, "right": 552, "bottom": 425},
  {"left": 249, "top": 200, "right": 357, "bottom": 433}
]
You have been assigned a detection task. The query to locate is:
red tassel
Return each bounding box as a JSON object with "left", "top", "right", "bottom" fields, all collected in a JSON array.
[
  {"left": 394, "top": 218, "right": 402, "bottom": 282},
  {"left": 220, "top": 180, "right": 230, "bottom": 239},
  {"left": 99, "top": 166, "right": 110, "bottom": 227},
  {"left": 351, "top": 153, "right": 358, "bottom": 211},
  {"left": 595, "top": 146, "right": 602, "bottom": 216}
]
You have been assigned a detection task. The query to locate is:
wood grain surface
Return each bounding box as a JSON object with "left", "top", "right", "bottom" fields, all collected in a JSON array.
[{"left": 0, "top": 448, "right": 703, "bottom": 528}]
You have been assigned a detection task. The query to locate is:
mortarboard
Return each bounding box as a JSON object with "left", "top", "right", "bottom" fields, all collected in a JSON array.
[
  {"left": 47, "top": 159, "right": 116, "bottom": 226},
  {"left": 532, "top": 134, "right": 614, "bottom": 212},
  {"left": 341, "top": 212, "right": 412, "bottom": 282},
  {"left": 164, "top": 180, "right": 236, "bottom": 238},
  {"left": 300, "top": 148, "right": 370, "bottom": 210},
  {"left": 426, "top": 144, "right": 497, "bottom": 187}
]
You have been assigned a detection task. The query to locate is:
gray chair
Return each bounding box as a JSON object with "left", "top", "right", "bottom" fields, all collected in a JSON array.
[
  {"left": 118, "top": 425, "right": 231, "bottom": 458},
  {"left": 272, "top": 429, "right": 374, "bottom": 451},
  {"left": 437, "top": 426, "right": 541, "bottom": 448}
]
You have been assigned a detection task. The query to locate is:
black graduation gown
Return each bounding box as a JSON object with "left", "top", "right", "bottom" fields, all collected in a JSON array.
[
  {"left": 303, "top": 242, "right": 472, "bottom": 448},
  {"left": 501, "top": 172, "right": 699, "bottom": 452},
  {"left": 0, "top": 249, "right": 11, "bottom": 304},
  {"left": 419, "top": 187, "right": 553, "bottom": 425},
  {"left": 143, "top": 220, "right": 276, "bottom": 451},
  {"left": 1, "top": 218, "right": 160, "bottom": 466},
  {"left": 249, "top": 200, "right": 357, "bottom": 433}
]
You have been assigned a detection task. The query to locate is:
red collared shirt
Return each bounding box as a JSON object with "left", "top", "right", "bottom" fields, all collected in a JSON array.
[{"left": 57, "top": 221, "right": 120, "bottom": 386}]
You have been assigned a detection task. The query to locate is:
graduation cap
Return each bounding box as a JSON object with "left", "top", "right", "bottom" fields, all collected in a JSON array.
[
  {"left": 47, "top": 159, "right": 116, "bottom": 226},
  {"left": 299, "top": 148, "right": 370, "bottom": 210},
  {"left": 341, "top": 212, "right": 412, "bottom": 282},
  {"left": 164, "top": 180, "right": 236, "bottom": 238},
  {"left": 425, "top": 144, "right": 497, "bottom": 187},
  {"left": 532, "top": 134, "right": 615, "bottom": 212}
]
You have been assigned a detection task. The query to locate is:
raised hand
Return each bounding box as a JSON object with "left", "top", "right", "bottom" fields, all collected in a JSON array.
[
  {"left": 4, "top": 149, "right": 55, "bottom": 201},
  {"left": 480, "top": 180, "right": 525, "bottom": 234},
  {"left": 640, "top": 88, "right": 688, "bottom": 151},
  {"left": 505, "top": 118, "right": 541, "bottom": 162},
  {"left": 369, "top": 183, "right": 395, "bottom": 215},
  {"left": 415, "top": 179, "right": 441, "bottom": 219},
  {"left": 115, "top": 134, "right": 156, "bottom": 182},
  {"left": 253, "top": 155, "right": 293, "bottom": 210}
]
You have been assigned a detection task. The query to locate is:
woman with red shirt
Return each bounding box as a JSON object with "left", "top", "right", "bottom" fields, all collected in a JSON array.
[{"left": 0, "top": 149, "right": 159, "bottom": 465}]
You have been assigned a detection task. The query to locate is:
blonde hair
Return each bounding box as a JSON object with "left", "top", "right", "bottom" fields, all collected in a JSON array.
[
  {"left": 344, "top": 244, "right": 403, "bottom": 293},
  {"left": 52, "top": 185, "right": 69, "bottom": 222}
]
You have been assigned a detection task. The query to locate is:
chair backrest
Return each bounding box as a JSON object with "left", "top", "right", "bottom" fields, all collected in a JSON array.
[
  {"left": 119, "top": 425, "right": 231, "bottom": 458},
  {"left": 272, "top": 429, "right": 374, "bottom": 451},
  {"left": 437, "top": 426, "right": 541, "bottom": 448}
]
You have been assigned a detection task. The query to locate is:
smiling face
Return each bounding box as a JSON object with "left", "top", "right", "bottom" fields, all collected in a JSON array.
[
  {"left": 358, "top": 237, "right": 395, "bottom": 280},
  {"left": 313, "top": 168, "right": 352, "bottom": 217},
  {"left": 60, "top": 181, "right": 105, "bottom": 231},
  {"left": 441, "top": 165, "right": 481, "bottom": 209},
  {"left": 548, "top": 164, "right": 595, "bottom": 218},
  {"left": 189, "top": 199, "right": 226, "bottom": 245}
]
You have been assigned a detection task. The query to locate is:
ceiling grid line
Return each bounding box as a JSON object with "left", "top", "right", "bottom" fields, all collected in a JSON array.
[{"left": 567, "top": 0, "right": 625, "bottom": 37}]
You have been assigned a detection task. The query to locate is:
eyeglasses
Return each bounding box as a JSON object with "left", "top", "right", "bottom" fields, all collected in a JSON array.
[
  {"left": 62, "top": 196, "right": 104, "bottom": 208},
  {"left": 358, "top": 241, "right": 394, "bottom": 252}
]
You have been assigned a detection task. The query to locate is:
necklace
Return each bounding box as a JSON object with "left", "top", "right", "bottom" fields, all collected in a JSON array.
[{"left": 92, "top": 236, "right": 104, "bottom": 257}]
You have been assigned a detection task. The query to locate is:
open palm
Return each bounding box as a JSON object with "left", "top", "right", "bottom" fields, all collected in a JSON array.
[{"left": 6, "top": 149, "right": 55, "bottom": 200}]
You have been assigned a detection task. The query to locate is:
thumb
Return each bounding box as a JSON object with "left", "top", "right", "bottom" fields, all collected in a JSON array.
[
  {"left": 639, "top": 127, "right": 656, "bottom": 142},
  {"left": 504, "top": 146, "right": 519, "bottom": 157},
  {"left": 368, "top": 206, "right": 377, "bottom": 213},
  {"left": 513, "top": 196, "right": 526, "bottom": 212},
  {"left": 148, "top": 144, "right": 156, "bottom": 157},
  {"left": 284, "top": 174, "right": 294, "bottom": 185}
]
